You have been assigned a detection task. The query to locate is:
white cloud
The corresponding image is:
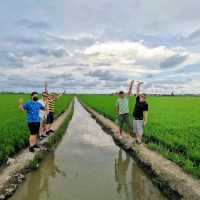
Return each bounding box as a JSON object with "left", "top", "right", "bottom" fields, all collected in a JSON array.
[
  {"left": 82, "top": 41, "right": 198, "bottom": 72},
  {"left": 0, "top": 0, "right": 200, "bottom": 94}
]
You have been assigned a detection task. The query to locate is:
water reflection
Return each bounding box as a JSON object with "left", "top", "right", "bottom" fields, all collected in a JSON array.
[
  {"left": 114, "top": 149, "right": 167, "bottom": 200},
  {"left": 10, "top": 152, "right": 66, "bottom": 200},
  {"left": 115, "top": 149, "right": 130, "bottom": 197}
]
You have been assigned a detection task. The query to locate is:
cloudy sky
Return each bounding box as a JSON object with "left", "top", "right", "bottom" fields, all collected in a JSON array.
[{"left": 1, "top": 0, "right": 200, "bottom": 94}]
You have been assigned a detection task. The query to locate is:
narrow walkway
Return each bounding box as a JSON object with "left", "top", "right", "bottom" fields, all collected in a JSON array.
[{"left": 10, "top": 99, "right": 166, "bottom": 200}]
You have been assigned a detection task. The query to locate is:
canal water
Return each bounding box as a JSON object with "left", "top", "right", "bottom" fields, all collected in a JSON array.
[{"left": 10, "top": 100, "right": 167, "bottom": 200}]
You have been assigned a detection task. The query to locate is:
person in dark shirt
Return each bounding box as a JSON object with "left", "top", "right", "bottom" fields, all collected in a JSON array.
[{"left": 133, "top": 81, "right": 148, "bottom": 144}]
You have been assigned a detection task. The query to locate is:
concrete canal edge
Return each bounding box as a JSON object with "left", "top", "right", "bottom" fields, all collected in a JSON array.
[
  {"left": 80, "top": 101, "right": 200, "bottom": 200},
  {"left": 0, "top": 100, "right": 74, "bottom": 200}
]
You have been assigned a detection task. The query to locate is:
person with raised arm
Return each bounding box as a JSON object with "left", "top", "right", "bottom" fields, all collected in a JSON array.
[
  {"left": 45, "top": 81, "right": 63, "bottom": 134},
  {"left": 18, "top": 92, "right": 45, "bottom": 152},
  {"left": 133, "top": 81, "right": 148, "bottom": 144},
  {"left": 115, "top": 80, "right": 134, "bottom": 139}
]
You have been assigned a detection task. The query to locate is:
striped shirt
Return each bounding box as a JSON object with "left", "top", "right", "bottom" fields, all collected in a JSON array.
[{"left": 47, "top": 95, "right": 57, "bottom": 112}]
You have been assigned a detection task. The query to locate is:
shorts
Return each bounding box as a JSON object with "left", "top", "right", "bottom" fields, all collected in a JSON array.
[
  {"left": 118, "top": 113, "right": 130, "bottom": 129},
  {"left": 28, "top": 122, "right": 40, "bottom": 135},
  {"left": 133, "top": 120, "right": 143, "bottom": 135},
  {"left": 39, "top": 112, "right": 47, "bottom": 121},
  {"left": 40, "top": 118, "right": 46, "bottom": 128},
  {"left": 40, "top": 114, "right": 47, "bottom": 123},
  {"left": 46, "top": 112, "right": 54, "bottom": 124}
]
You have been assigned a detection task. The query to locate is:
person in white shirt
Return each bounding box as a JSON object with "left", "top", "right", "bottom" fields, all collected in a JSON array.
[
  {"left": 38, "top": 92, "right": 48, "bottom": 138},
  {"left": 115, "top": 81, "right": 134, "bottom": 139}
]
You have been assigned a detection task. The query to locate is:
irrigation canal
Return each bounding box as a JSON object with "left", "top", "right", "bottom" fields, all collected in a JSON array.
[{"left": 10, "top": 99, "right": 167, "bottom": 200}]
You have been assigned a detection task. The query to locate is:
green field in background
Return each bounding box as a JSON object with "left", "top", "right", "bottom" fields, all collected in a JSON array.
[
  {"left": 0, "top": 93, "right": 73, "bottom": 164},
  {"left": 79, "top": 95, "right": 200, "bottom": 178}
]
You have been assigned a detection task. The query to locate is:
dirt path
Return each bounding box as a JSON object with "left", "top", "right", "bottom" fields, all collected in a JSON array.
[
  {"left": 0, "top": 101, "right": 74, "bottom": 200},
  {"left": 81, "top": 101, "right": 200, "bottom": 200}
]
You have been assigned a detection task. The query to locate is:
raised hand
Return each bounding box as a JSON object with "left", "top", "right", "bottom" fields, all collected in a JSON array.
[
  {"left": 18, "top": 98, "right": 24, "bottom": 111},
  {"left": 136, "top": 81, "right": 143, "bottom": 96},
  {"left": 18, "top": 98, "right": 24, "bottom": 105},
  {"left": 44, "top": 81, "right": 48, "bottom": 93},
  {"left": 139, "top": 81, "right": 144, "bottom": 85},
  {"left": 128, "top": 80, "right": 134, "bottom": 96},
  {"left": 136, "top": 81, "right": 143, "bottom": 85}
]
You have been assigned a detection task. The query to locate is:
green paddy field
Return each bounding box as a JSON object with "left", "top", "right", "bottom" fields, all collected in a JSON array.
[
  {"left": 0, "top": 93, "right": 73, "bottom": 164},
  {"left": 79, "top": 95, "right": 200, "bottom": 178},
  {"left": 1, "top": 93, "right": 200, "bottom": 178}
]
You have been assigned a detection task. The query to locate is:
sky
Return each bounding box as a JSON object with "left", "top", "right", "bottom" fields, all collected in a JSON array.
[{"left": 0, "top": 0, "right": 200, "bottom": 94}]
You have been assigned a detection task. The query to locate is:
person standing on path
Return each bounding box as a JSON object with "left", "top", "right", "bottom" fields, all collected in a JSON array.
[
  {"left": 18, "top": 92, "right": 45, "bottom": 152},
  {"left": 133, "top": 81, "right": 149, "bottom": 144},
  {"left": 44, "top": 81, "right": 63, "bottom": 135},
  {"left": 38, "top": 92, "right": 48, "bottom": 138},
  {"left": 115, "top": 81, "right": 134, "bottom": 139}
]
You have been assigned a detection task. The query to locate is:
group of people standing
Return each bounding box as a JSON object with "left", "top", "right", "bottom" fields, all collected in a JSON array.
[
  {"left": 18, "top": 80, "right": 148, "bottom": 152},
  {"left": 116, "top": 80, "right": 149, "bottom": 144},
  {"left": 18, "top": 82, "right": 62, "bottom": 152}
]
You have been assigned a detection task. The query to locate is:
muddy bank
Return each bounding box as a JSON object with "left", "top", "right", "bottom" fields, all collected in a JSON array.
[
  {"left": 80, "top": 101, "right": 200, "bottom": 200},
  {"left": 0, "top": 100, "right": 74, "bottom": 200}
]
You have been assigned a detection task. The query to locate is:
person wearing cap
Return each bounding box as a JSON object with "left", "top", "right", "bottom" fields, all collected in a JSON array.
[
  {"left": 133, "top": 81, "right": 149, "bottom": 144},
  {"left": 115, "top": 81, "right": 134, "bottom": 139}
]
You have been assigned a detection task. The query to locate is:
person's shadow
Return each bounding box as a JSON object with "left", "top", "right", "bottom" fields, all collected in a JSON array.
[{"left": 115, "top": 149, "right": 130, "bottom": 198}]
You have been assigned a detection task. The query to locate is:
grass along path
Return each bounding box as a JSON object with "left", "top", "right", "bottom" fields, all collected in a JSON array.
[
  {"left": 79, "top": 95, "right": 200, "bottom": 178},
  {"left": 0, "top": 94, "right": 73, "bottom": 164}
]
